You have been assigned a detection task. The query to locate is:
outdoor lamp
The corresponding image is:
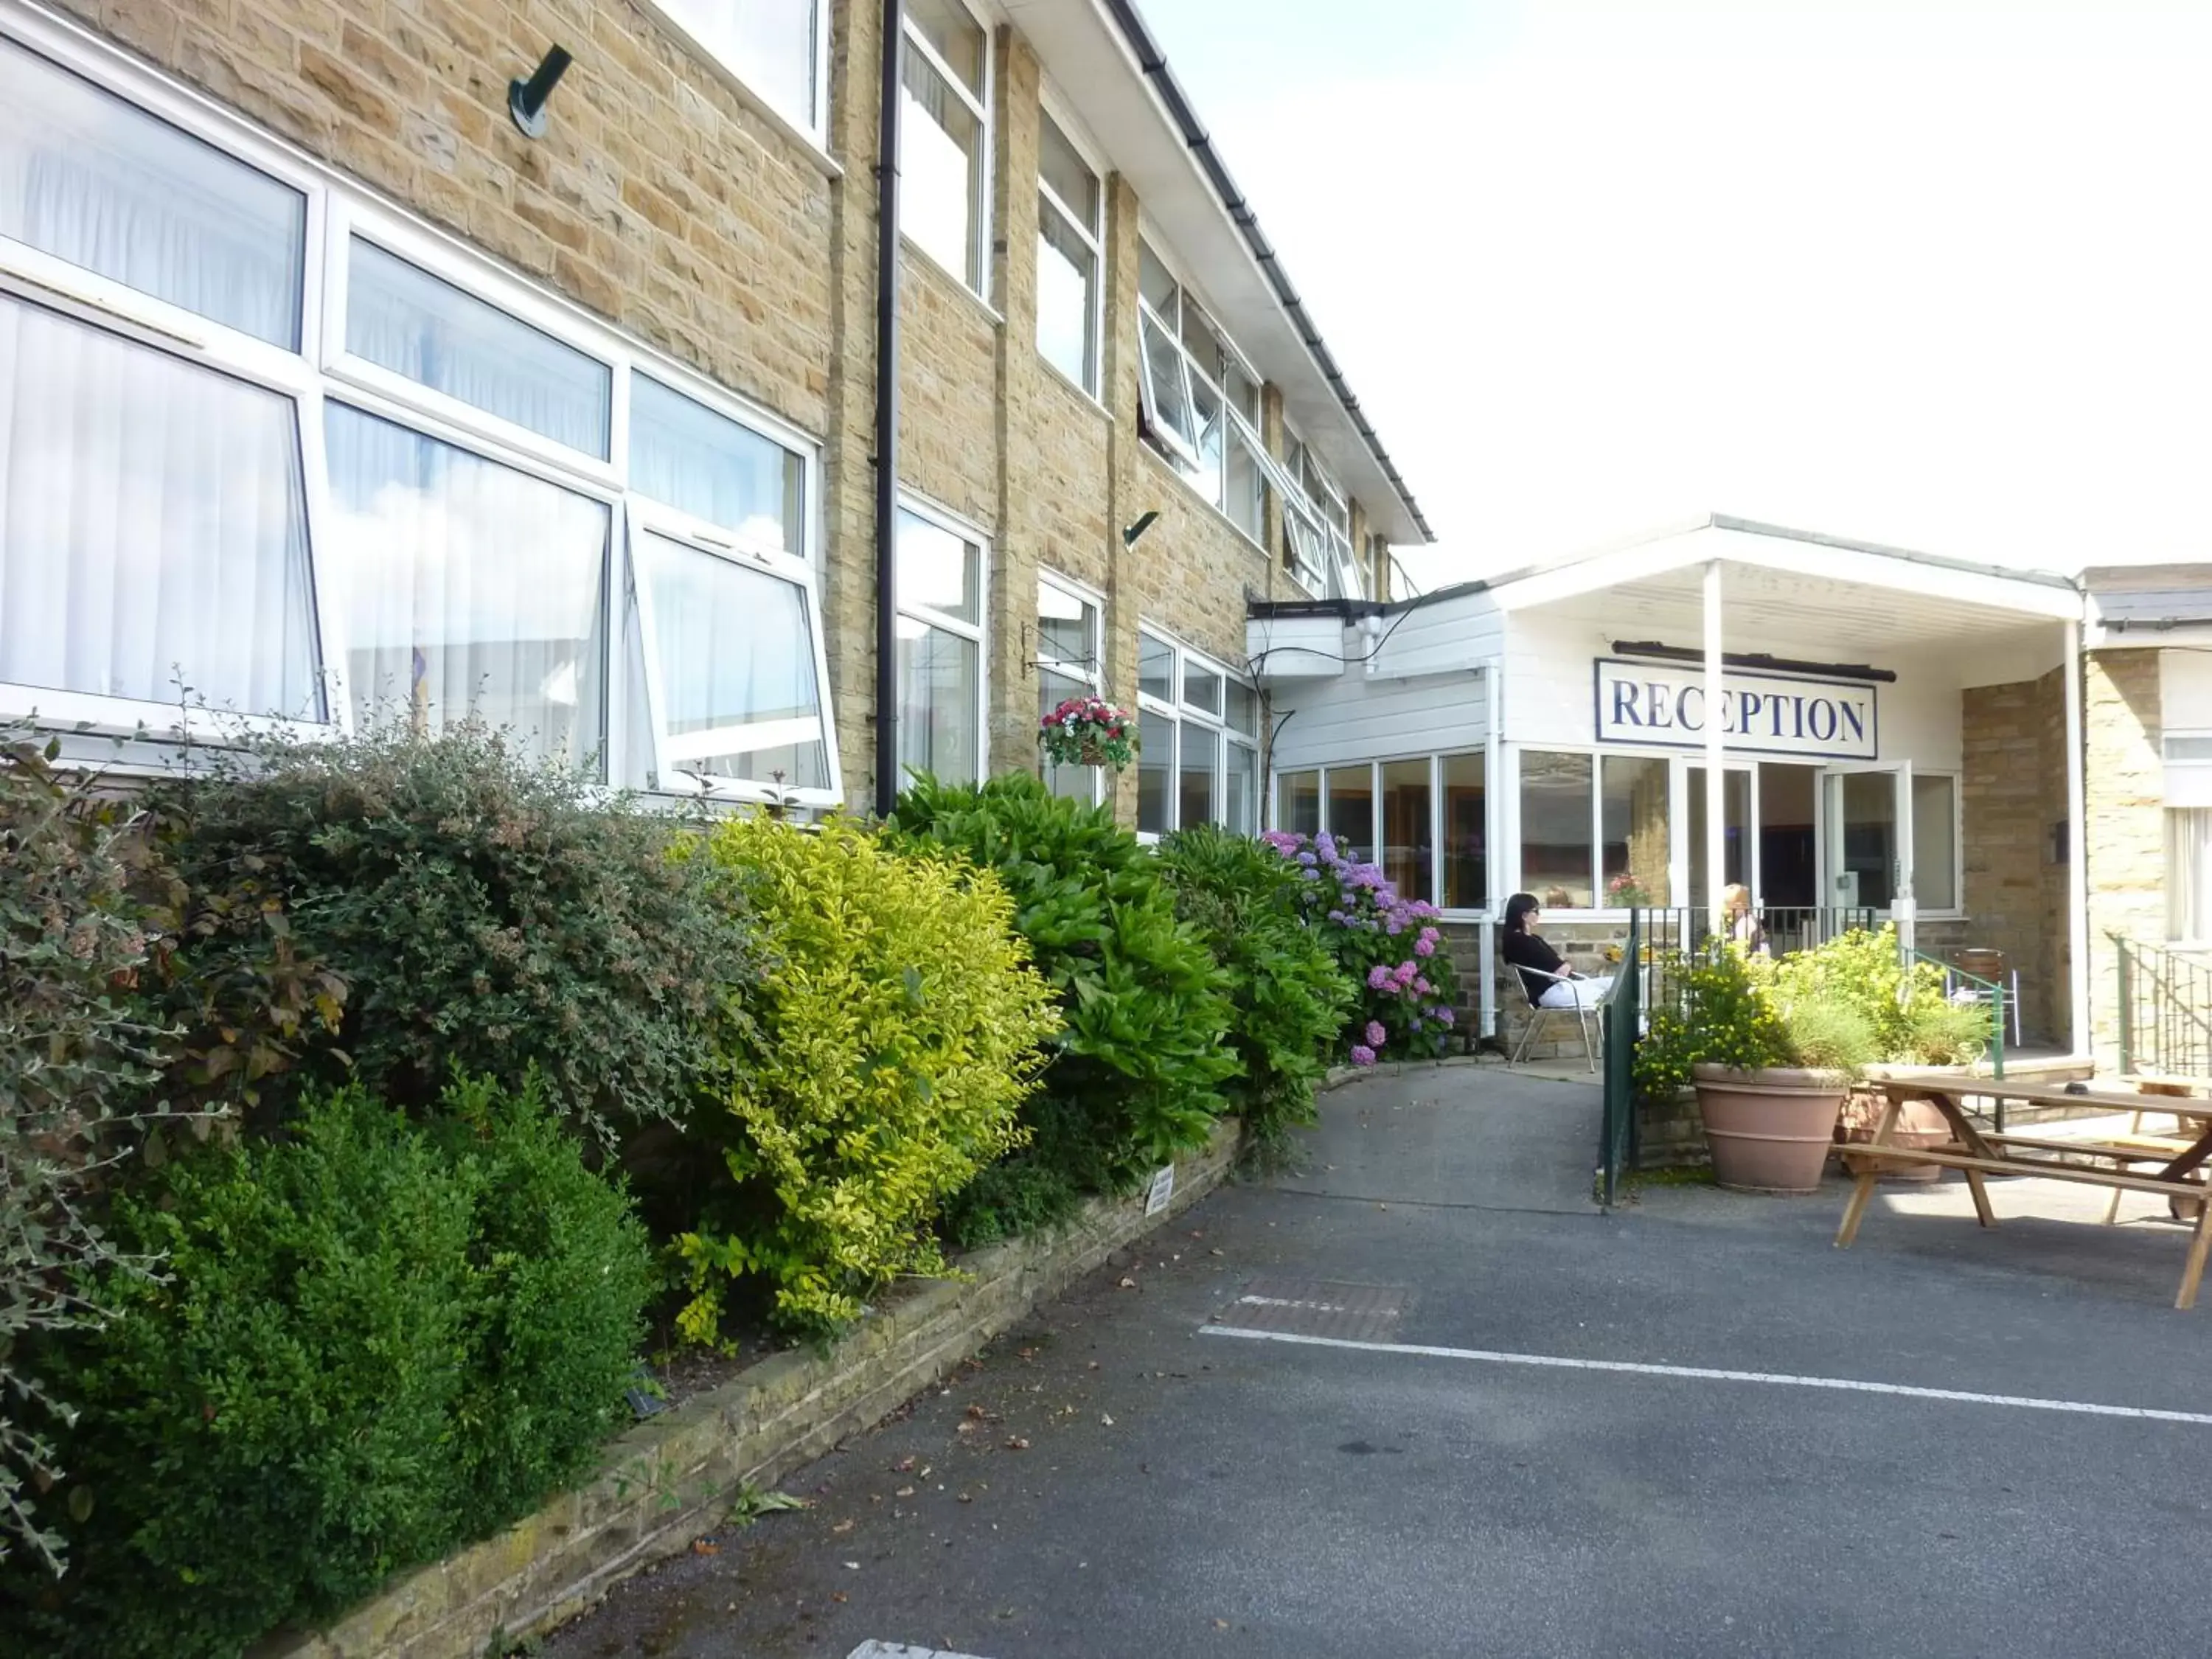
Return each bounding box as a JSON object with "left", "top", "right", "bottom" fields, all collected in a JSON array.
[
  {"left": 1122, "top": 511, "right": 1160, "bottom": 548},
  {"left": 509, "top": 45, "right": 574, "bottom": 139}
]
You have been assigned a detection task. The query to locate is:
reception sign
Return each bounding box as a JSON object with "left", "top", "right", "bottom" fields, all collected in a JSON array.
[{"left": 1593, "top": 658, "right": 1878, "bottom": 761}]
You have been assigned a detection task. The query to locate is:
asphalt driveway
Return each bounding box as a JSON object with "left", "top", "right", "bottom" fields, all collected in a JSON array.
[{"left": 544, "top": 1065, "right": 2212, "bottom": 1659}]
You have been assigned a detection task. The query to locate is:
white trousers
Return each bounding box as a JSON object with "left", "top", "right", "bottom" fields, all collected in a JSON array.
[{"left": 1539, "top": 975, "right": 1613, "bottom": 1009}]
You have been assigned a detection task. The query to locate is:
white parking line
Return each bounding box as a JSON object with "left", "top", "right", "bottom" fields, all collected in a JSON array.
[
  {"left": 1199, "top": 1324, "right": 2212, "bottom": 1427},
  {"left": 847, "top": 1644, "right": 998, "bottom": 1659}
]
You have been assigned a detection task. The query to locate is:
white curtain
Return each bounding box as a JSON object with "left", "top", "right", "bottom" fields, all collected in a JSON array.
[
  {"left": 324, "top": 404, "right": 608, "bottom": 768},
  {"left": 629, "top": 375, "right": 799, "bottom": 550},
  {"left": 2169, "top": 810, "right": 2212, "bottom": 941},
  {"left": 0, "top": 35, "right": 303, "bottom": 346},
  {"left": 900, "top": 48, "right": 978, "bottom": 282},
  {"left": 634, "top": 530, "right": 825, "bottom": 788},
  {"left": 897, "top": 619, "right": 978, "bottom": 785},
  {"left": 0, "top": 294, "right": 319, "bottom": 716},
  {"left": 345, "top": 238, "right": 610, "bottom": 457}
]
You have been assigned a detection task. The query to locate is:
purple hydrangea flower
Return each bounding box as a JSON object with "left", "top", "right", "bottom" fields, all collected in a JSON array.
[
  {"left": 1415, "top": 978, "right": 1433, "bottom": 997},
  {"left": 1366, "top": 964, "right": 1392, "bottom": 990},
  {"left": 1349, "top": 1043, "right": 1377, "bottom": 1068},
  {"left": 1436, "top": 1008, "right": 1456, "bottom": 1027},
  {"left": 1414, "top": 936, "right": 1436, "bottom": 957},
  {"left": 1364, "top": 1020, "right": 1387, "bottom": 1046},
  {"left": 1298, "top": 850, "right": 1318, "bottom": 866}
]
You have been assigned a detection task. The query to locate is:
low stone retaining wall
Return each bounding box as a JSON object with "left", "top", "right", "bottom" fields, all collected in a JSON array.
[{"left": 259, "top": 1122, "right": 1239, "bottom": 1659}]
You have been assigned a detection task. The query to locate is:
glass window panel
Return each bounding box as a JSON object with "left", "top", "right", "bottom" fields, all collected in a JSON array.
[
  {"left": 1442, "top": 751, "right": 1486, "bottom": 911},
  {"left": 326, "top": 404, "right": 608, "bottom": 770},
  {"left": 1138, "top": 634, "right": 1174, "bottom": 702},
  {"left": 1189, "top": 374, "right": 1225, "bottom": 507},
  {"left": 1040, "top": 664, "right": 1097, "bottom": 803},
  {"left": 895, "top": 615, "right": 978, "bottom": 786},
  {"left": 1519, "top": 751, "right": 1594, "bottom": 910},
  {"left": 904, "top": 0, "right": 985, "bottom": 95},
  {"left": 1139, "top": 313, "right": 1195, "bottom": 452},
  {"left": 1913, "top": 772, "right": 1958, "bottom": 911},
  {"left": 654, "top": 0, "right": 819, "bottom": 128},
  {"left": 347, "top": 238, "right": 611, "bottom": 457},
  {"left": 1037, "top": 201, "right": 1097, "bottom": 392},
  {"left": 1686, "top": 766, "right": 1752, "bottom": 909},
  {"left": 1226, "top": 365, "right": 1259, "bottom": 425},
  {"left": 1138, "top": 709, "right": 1172, "bottom": 833},
  {"left": 1181, "top": 659, "right": 1222, "bottom": 715},
  {"left": 1834, "top": 770, "right": 1897, "bottom": 910},
  {"left": 1225, "top": 679, "right": 1258, "bottom": 736},
  {"left": 1601, "top": 755, "right": 1672, "bottom": 907},
  {"left": 2169, "top": 810, "right": 2212, "bottom": 940},
  {"left": 1179, "top": 299, "right": 1225, "bottom": 383},
  {"left": 630, "top": 373, "right": 804, "bottom": 552},
  {"left": 1138, "top": 243, "right": 1178, "bottom": 316},
  {"left": 1757, "top": 762, "right": 1820, "bottom": 909},
  {"left": 1225, "top": 426, "right": 1263, "bottom": 540},
  {"left": 1037, "top": 580, "right": 1095, "bottom": 667},
  {"left": 900, "top": 47, "right": 981, "bottom": 287},
  {"left": 1326, "top": 765, "right": 1374, "bottom": 863},
  {"left": 1225, "top": 741, "right": 1257, "bottom": 836},
  {"left": 636, "top": 531, "right": 826, "bottom": 788},
  {"left": 1037, "top": 112, "right": 1098, "bottom": 229},
  {"left": 896, "top": 507, "right": 979, "bottom": 622},
  {"left": 1180, "top": 723, "right": 1219, "bottom": 830},
  {"left": 1382, "top": 757, "right": 1433, "bottom": 904},
  {"left": 1281, "top": 768, "right": 1321, "bottom": 837},
  {"left": 0, "top": 37, "right": 305, "bottom": 347},
  {"left": 0, "top": 295, "right": 318, "bottom": 716}
]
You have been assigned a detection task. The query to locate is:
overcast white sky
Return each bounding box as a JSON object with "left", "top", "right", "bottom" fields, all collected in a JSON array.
[{"left": 1144, "top": 0, "right": 2212, "bottom": 587}]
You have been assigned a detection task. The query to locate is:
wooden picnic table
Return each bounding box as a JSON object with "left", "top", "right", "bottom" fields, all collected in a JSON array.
[{"left": 1833, "top": 1079, "right": 2212, "bottom": 1310}]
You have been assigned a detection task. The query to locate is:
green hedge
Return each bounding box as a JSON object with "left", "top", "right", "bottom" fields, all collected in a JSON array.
[
  {"left": 3, "top": 1077, "right": 652, "bottom": 1659},
  {"left": 887, "top": 774, "right": 1236, "bottom": 1245}
]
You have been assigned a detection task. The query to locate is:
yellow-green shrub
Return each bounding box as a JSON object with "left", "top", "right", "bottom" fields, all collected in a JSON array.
[{"left": 676, "top": 816, "right": 1060, "bottom": 1338}]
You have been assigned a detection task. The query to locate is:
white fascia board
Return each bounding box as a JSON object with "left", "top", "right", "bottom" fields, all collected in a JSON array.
[
  {"left": 1708, "top": 529, "right": 2084, "bottom": 622},
  {"left": 1247, "top": 613, "right": 1351, "bottom": 681}
]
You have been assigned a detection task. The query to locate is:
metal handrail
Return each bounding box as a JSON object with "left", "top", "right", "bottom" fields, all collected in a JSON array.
[
  {"left": 2111, "top": 935, "right": 2212, "bottom": 1081},
  {"left": 1598, "top": 908, "right": 1642, "bottom": 1207},
  {"left": 1910, "top": 949, "right": 2006, "bottom": 1082}
]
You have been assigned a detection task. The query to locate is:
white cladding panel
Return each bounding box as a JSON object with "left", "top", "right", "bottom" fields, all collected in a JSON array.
[{"left": 1268, "top": 667, "right": 1489, "bottom": 772}]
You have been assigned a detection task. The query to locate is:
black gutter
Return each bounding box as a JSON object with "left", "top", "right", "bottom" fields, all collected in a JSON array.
[
  {"left": 873, "top": 0, "right": 903, "bottom": 815},
  {"left": 1099, "top": 0, "right": 1435, "bottom": 544}
]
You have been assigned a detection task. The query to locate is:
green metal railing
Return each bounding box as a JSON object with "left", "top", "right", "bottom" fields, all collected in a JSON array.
[
  {"left": 2113, "top": 935, "right": 2212, "bottom": 1079},
  {"left": 1598, "top": 908, "right": 1641, "bottom": 1207},
  {"left": 1910, "top": 950, "right": 2006, "bottom": 1082}
]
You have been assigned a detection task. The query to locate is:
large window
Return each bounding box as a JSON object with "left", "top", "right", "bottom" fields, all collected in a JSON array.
[
  {"left": 901, "top": 0, "right": 990, "bottom": 294},
  {"left": 1280, "top": 752, "right": 1484, "bottom": 910},
  {"left": 1135, "top": 242, "right": 1267, "bottom": 540},
  {"left": 646, "top": 1, "right": 824, "bottom": 139},
  {"left": 895, "top": 502, "right": 985, "bottom": 787},
  {"left": 0, "top": 21, "right": 832, "bottom": 807},
  {"left": 1604, "top": 756, "right": 1673, "bottom": 907},
  {"left": 1442, "top": 751, "right": 1487, "bottom": 911},
  {"left": 1280, "top": 428, "right": 1363, "bottom": 600},
  {"left": 1036, "top": 111, "right": 1101, "bottom": 396},
  {"left": 1520, "top": 751, "right": 1596, "bottom": 910},
  {"left": 1135, "top": 629, "right": 1256, "bottom": 837},
  {"left": 1037, "top": 572, "right": 1104, "bottom": 804},
  {"left": 1911, "top": 771, "right": 1958, "bottom": 913},
  {"left": 2171, "top": 810, "right": 2212, "bottom": 942}
]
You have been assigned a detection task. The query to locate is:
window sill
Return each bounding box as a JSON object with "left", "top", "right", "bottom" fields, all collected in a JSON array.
[
  {"left": 901, "top": 235, "right": 1003, "bottom": 327},
  {"left": 633, "top": 3, "right": 844, "bottom": 178},
  {"left": 1037, "top": 353, "right": 1111, "bottom": 420}
]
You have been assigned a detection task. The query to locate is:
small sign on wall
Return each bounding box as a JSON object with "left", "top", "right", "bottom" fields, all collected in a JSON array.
[
  {"left": 1593, "top": 658, "right": 1879, "bottom": 762},
  {"left": 1144, "top": 1164, "right": 1175, "bottom": 1216}
]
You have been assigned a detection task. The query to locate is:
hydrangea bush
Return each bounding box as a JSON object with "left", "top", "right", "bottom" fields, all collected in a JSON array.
[{"left": 1260, "top": 830, "right": 1459, "bottom": 1066}]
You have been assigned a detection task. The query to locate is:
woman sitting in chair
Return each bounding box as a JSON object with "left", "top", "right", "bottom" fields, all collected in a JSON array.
[{"left": 1502, "top": 892, "right": 1613, "bottom": 1007}]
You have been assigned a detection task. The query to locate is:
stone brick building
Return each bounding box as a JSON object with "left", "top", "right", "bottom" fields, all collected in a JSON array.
[{"left": 0, "top": 0, "right": 1427, "bottom": 827}]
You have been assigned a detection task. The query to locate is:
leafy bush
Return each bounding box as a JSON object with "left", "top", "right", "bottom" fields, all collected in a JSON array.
[
  {"left": 674, "top": 815, "right": 1060, "bottom": 1339},
  {"left": 886, "top": 774, "right": 1235, "bottom": 1245},
  {"left": 1899, "top": 993, "right": 1994, "bottom": 1065},
  {"left": 142, "top": 721, "right": 757, "bottom": 1141},
  {"left": 0, "top": 731, "right": 177, "bottom": 1573},
  {"left": 2, "top": 1076, "right": 651, "bottom": 1659},
  {"left": 1156, "top": 825, "right": 1354, "bottom": 1162},
  {"left": 1765, "top": 925, "right": 1944, "bottom": 1061},
  {"left": 1259, "top": 830, "right": 1460, "bottom": 1065},
  {"left": 1633, "top": 945, "right": 1794, "bottom": 1099}
]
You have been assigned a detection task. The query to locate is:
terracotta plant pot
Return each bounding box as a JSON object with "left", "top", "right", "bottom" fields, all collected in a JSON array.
[
  {"left": 1692, "top": 1063, "right": 1852, "bottom": 1194},
  {"left": 1838, "top": 1094, "right": 1950, "bottom": 1183}
]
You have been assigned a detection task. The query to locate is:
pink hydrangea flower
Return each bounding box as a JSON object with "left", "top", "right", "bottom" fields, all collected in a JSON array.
[
  {"left": 1364, "top": 1020, "right": 1387, "bottom": 1046},
  {"left": 1349, "top": 1044, "right": 1377, "bottom": 1067}
]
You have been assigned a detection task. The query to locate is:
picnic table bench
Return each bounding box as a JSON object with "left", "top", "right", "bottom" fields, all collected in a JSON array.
[{"left": 1833, "top": 1078, "right": 2212, "bottom": 1310}]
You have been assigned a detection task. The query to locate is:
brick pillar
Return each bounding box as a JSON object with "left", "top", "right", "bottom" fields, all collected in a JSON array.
[{"left": 2083, "top": 649, "right": 2166, "bottom": 1067}]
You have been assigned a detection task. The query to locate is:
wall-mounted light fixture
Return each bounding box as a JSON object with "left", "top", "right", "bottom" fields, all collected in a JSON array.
[
  {"left": 509, "top": 45, "right": 574, "bottom": 139},
  {"left": 1121, "top": 511, "right": 1160, "bottom": 549}
]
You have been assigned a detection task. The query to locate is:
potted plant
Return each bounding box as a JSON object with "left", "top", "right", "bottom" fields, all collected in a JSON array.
[
  {"left": 1605, "top": 871, "right": 1654, "bottom": 909},
  {"left": 1638, "top": 945, "right": 1874, "bottom": 1194},
  {"left": 1038, "top": 695, "right": 1137, "bottom": 771}
]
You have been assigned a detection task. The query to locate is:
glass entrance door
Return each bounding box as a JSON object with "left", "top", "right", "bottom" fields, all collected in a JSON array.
[
  {"left": 1823, "top": 764, "right": 1912, "bottom": 913},
  {"left": 1686, "top": 764, "right": 1752, "bottom": 911}
]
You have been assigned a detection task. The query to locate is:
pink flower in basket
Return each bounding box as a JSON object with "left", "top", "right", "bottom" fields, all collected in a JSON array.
[{"left": 1039, "top": 695, "right": 1138, "bottom": 770}]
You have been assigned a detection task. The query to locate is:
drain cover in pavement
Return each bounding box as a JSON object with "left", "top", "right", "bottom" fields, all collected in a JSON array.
[{"left": 1208, "top": 1278, "right": 1408, "bottom": 1341}]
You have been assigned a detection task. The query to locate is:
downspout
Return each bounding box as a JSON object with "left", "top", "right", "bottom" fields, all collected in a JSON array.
[{"left": 872, "top": 1, "right": 904, "bottom": 815}]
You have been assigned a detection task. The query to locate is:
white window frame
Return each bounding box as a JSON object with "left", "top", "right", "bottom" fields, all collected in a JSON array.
[
  {"left": 1279, "top": 425, "right": 1363, "bottom": 600},
  {"left": 900, "top": 0, "right": 995, "bottom": 300},
  {"left": 1036, "top": 568, "right": 1106, "bottom": 806},
  {"left": 1271, "top": 748, "right": 1490, "bottom": 918},
  {"left": 1034, "top": 91, "right": 1104, "bottom": 400},
  {"left": 1133, "top": 235, "right": 1269, "bottom": 545},
  {"left": 638, "top": 0, "right": 832, "bottom": 153},
  {"left": 0, "top": 4, "right": 835, "bottom": 805},
  {"left": 894, "top": 492, "right": 990, "bottom": 788},
  {"left": 1135, "top": 625, "right": 1258, "bottom": 841}
]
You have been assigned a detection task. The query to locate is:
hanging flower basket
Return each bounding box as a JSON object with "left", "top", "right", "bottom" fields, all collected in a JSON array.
[{"left": 1040, "top": 695, "right": 1137, "bottom": 771}]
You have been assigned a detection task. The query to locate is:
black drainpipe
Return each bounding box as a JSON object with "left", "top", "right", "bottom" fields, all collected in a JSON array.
[{"left": 873, "top": 0, "right": 904, "bottom": 815}]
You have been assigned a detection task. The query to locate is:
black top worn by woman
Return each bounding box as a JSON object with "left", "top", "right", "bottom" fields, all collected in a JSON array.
[{"left": 1502, "top": 929, "right": 1568, "bottom": 1004}]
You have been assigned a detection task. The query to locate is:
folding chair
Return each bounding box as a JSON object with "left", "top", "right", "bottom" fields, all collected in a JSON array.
[{"left": 1508, "top": 964, "right": 1601, "bottom": 1073}]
